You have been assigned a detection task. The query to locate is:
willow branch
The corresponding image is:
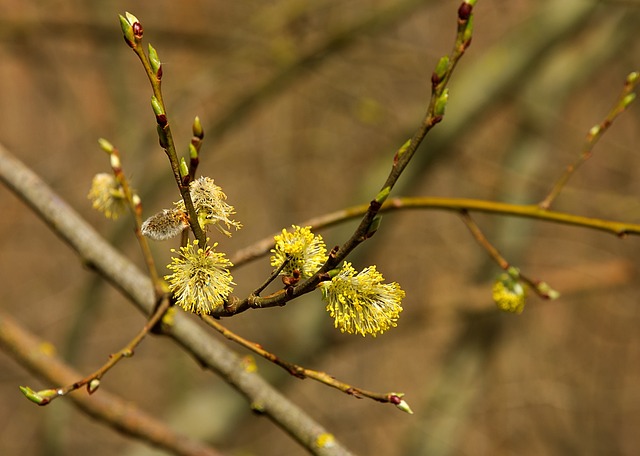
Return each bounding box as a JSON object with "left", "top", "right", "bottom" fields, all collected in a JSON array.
[
  {"left": 0, "top": 142, "right": 354, "bottom": 456},
  {"left": 229, "top": 196, "right": 640, "bottom": 270},
  {"left": 202, "top": 316, "right": 410, "bottom": 411},
  {"left": 120, "top": 13, "right": 206, "bottom": 246},
  {"left": 218, "top": 1, "right": 477, "bottom": 316},
  {"left": 539, "top": 71, "right": 639, "bottom": 209},
  {"left": 101, "top": 140, "right": 164, "bottom": 295},
  {"left": 459, "top": 211, "right": 558, "bottom": 299}
]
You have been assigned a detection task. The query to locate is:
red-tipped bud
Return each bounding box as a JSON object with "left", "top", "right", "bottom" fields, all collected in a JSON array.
[{"left": 458, "top": 2, "right": 472, "bottom": 21}]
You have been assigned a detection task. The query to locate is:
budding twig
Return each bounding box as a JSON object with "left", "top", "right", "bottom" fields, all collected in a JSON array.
[
  {"left": 539, "top": 71, "right": 639, "bottom": 210},
  {"left": 97, "top": 139, "right": 163, "bottom": 295},
  {"left": 201, "top": 315, "right": 413, "bottom": 413},
  {"left": 119, "top": 12, "right": 207, "bottom": 246},
  {"left": 220, "top": 1, "right": 478, "bottom": 314},
  {"left": 459, "top": 211, "right": 559, "bottom": 300},
  {"left": 20, "top": 295, "right": 171, "bottom": 405}
]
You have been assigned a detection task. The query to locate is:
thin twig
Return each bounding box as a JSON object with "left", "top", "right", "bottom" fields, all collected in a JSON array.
[
  {"left": 105, "top": 143, "right": 163, "bottom": 295},
  {"left": 0, "top": 310, "right": 223, "bottom": 456},
  {"left": 21, "top": 295, "right": 171, "bottom": 405},
  {"left": 459, "top": 211, "right": 557, "bottom": 299},
  {"left": 0, "top": 142, "right": 354, "bottom": 456},
  {"left": 539, "top": 71, "right": 639, "bottom": 209},
  {"left": 121, "top": 14, "right": 207, "bottom": 246},
  {"left": 252, "top": 258, "right": 290, "bottom": 297},
  {"left": 218, "top": 3, "right": 477, "bottom": 315},
  {"left": 202, "top": 316, "right": 407, "bottom": 408}
]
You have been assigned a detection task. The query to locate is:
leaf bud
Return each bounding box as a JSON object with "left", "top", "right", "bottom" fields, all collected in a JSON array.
[
  {"left": 626, "top": 71, "right": 639, "bottom": 85},
  {"left": 389, "top": 393, "right": 414, "bottom": 414},
  {"left": 431, "top": 56, "right": 449, "bottom": 86},
  {"left": 98, "top": 138, "right": 114, "bottom": 154},
  {"left": 148, "top": 44, "right": 162, "bottom": 76},
  {"left": 375, "top": 186, "right": 391, "bottom": 204},
  {"left": 119, "top": 15, "right": 135, "bottom": 48},
  {"left": 434, "top": 88, "right": 449, "bottom": 117},
  {"left": 192, "top": 116, "right": 204, "bottom": 139},
  {"left": 189, "top": 143, "right": 198, "bottom": 159},
  {"left": 87, "top": 378, "right": 101, "bottom": 394},
  {"left": 622, "top": 92, "right": 636, "bottom": 108},
  {"left": 179, "top": 157, "right": 189, "bottom": 179},
  {"left": 151, "top": 96, "right": 167, "bottom": 126}
]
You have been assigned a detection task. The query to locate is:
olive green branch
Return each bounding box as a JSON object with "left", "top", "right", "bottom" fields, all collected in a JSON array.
[{"left": 229, "top": 196, "right": 640, "bottom": 270}]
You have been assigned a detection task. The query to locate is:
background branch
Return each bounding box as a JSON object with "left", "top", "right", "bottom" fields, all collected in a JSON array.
[{"left": 0, "top": 310, "right": 222, "bottom": 456}]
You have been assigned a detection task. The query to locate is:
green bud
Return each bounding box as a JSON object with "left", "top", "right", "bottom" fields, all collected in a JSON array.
[
  {"left": 435, "top": 56, "right": 449, "bottom": 77},
  {"left": 375, "top": 186, "right": 391, "bottom": 204},
  {"left": 537, "top": 281, "right": 560, "bottom": 300},
  {"left": 148, "top": 44, "right": 161, "bottom": 77},
  {"left": 152, "top": 96, "right": 168, "bottom": 127},
  {"left": 395, "top": 399, "right": 414, "bottom": 414},
  {"left": 506, "top": 266, "right": 520, "bottom": 280},
  {"left": 434, "top": 89, "right": 449, "bottom": 117},
  {"left": 179, "top": 157, "right": 189, "bottom": 178},
  {"left": 432, "top": 55, "right": 449, "bottom": 84},
  {"left": 98, "top": 138, "right": 114, "bottom": 154},
  {"left": 19, "top": 386, "right": 59, "bottom": 405},
  {"left": 396, "top": 139, "right": 411, "bottom": 158},
  {"left": 119, "top": 15, "right": 134, "bottom": 46},
  {"left": 19, "top": 386, "right": 45, "bottom": 404},
  {"left": 189, "top": 143, "right": 198, "bottom": 159},
  {"left": 389, "top": 393, "right": 414, "bottom": 414},
  {"left": 124, "top": 11, "right": 139, "bottom": 26},
  {"left": 325, "top": 267, "right": 340, "bottom": 279},
  {"left": 626, "top": 71, "right": 639, "bottom": 85},
  {"left": 197, "top": 211, "right": 208, "bottom": 230},
  {"left": 150, "top": 96, "right": 165, "bottom": 116},
  {"left": 366, "top": 215, "right": 382, "bottom": 238},
  {"left": 462, "top": 14, "right": 474, "bottom": 44},
  {"left": 192, "top": 116, "right": 204, "bottom": 139},
  {"left": 622, "top": 92, "right": 636, "bottom": 108},
  {"left": 588, "top": 125, "right": 600, "bottom": 138}
]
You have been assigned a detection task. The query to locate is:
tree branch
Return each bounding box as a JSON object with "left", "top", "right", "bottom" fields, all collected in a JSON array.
[
  {"left": 0, "top": 310, "right": 222, "bottom": 456},
  {"left": 0, "top": 142, "right": 354, "bottom": 456},
  {"left": 229, "top": 196, "right": 640, "bottom": 269}
]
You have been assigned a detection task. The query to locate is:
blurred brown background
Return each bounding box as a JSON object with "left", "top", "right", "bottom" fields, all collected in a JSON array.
[{"left": 1, "top": 0, "right": 640, "bottom": 455}]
